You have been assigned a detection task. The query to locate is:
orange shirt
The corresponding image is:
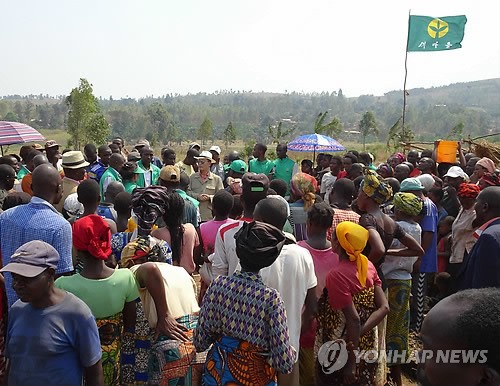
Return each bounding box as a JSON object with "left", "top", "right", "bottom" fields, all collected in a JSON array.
[{"left": 21, "top": 174, "right": 33, "bottom": 196}]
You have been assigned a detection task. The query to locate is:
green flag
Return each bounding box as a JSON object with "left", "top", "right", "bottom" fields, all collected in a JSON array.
[{"left": 407, "top": 15, "right": 467, "bottom": 52}]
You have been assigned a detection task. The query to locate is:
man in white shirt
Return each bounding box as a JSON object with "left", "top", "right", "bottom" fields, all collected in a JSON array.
[
  {"left": 320, "top": 155, "right": 342, "bottom": 204},
  {"left": 210, "top": 173, "right": 269, "bottom": 278},
  {"left": 256, "top": 197, "right": 317, "bottom": 386}
]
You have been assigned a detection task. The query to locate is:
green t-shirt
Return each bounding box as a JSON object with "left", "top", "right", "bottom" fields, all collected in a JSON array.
[
  {"left": 55, "top": 268, "right": 139, "bottom": 319},
  {"left": 249, "top": 158, "right": 274, "bottom": 176},
  {"left": 17, "top": 165, "right": 30, "bottom": 180},
  {"left": 273, "top": 156, "right": 297, "bottom": 194}
]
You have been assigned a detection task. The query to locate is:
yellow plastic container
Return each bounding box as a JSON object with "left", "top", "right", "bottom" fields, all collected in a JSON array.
[{"left": 436, "top": 141, "right": 458, "bottom": 164}]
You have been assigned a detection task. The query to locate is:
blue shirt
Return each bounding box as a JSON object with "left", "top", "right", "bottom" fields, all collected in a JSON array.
[
  {"left": 459, "top": 219, "right": 500, "bottom": 290},
  {"left": 0, "top": 197, "right": 74, "bottom": 307},
  {"left": 87, "top": 160, "right": 106, "bottom": 183},
  {"left": 6, "top": 292, "right": 102, "bottom": 386},
  {"left": 419, "top": 198, "right": 438, "bottom": 273}
]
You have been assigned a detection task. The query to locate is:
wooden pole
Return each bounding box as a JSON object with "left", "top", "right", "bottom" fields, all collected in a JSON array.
[{"left": 402, "top": 10, "right": 411, "bottom": 135}]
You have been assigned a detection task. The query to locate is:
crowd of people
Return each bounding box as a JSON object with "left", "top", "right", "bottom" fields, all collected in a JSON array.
[{"left": 0, "top": 137, "right": 499, "bottom": 386}]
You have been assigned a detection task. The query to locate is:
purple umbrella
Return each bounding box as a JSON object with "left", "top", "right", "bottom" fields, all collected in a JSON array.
[{"left": 0, "top": 121, "right": 46, "bottom": 155}]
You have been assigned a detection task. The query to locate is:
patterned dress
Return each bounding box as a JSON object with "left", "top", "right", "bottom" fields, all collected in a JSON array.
[{"left": 194, "top": 271, "right": 297, "bottom": 386}]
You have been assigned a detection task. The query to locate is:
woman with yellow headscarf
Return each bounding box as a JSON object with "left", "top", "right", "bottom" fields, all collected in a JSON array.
[{"left": 315, "top": 222, "right": 389, "bottom": 386}]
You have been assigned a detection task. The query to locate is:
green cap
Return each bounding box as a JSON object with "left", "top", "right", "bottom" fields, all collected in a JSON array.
[{"left": 230, "top": 160, "right": 247, "bottom": 174}]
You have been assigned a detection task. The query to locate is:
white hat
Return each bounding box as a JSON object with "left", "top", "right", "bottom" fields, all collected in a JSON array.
[
  {"left": 444, "top": 166, "right": 469, "bottom": 181},
  {"left": 209, "top": 145, "right": 221, "bottom": 155},
  {"left": 188, "top": 142, "right": 201, "bottom": 150},
  {"left": 62, "top": 151, "right": 90, "bottom": 169},
  {"left": 194, "top": 150, "right": 216, "bottom": 163}
]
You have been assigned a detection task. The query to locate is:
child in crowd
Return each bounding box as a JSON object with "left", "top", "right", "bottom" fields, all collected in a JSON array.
[
  {"left": 199, "top": 190, "right": 236, "bottom": 302},
  {"left": 297, "top": 202, "right": 338, "bottom": 386},
  {"left": 428, "top": 272, "right": 453, "bottom": 308},
  {"left": 437, "top": 216, "right": 454, "bottom": 273}
]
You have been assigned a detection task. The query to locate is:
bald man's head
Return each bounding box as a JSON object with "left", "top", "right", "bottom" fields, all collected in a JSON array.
[
  {"left": 32, "top": 164, "right": 62, "bottom": 204},
  {"left": 254, "top": 196, "right": 289, "bottom": 230},
  {"left": 109, "top": 153, "right": 125, "bottom": 171},
  {"left": 104, "top": 181, "right": 125, "bottom": 203},
  {"left": 33, "top": 154, "right": 49, "bottom": 168}
]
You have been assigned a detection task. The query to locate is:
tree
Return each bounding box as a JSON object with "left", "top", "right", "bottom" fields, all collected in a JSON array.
[
  {"left": 359, "top": 111, "right": 378, "bottom": 150},
  {"left": 146, "top": 102, "right": 174, "bottom": 143},
  {"left": 66, "top": 78, "right": 110, "bottom": 149},
  {"left": 268, "top": 121, "right": 295, "bottom": 144},
  {"left": 223, "top": 121, "right": 237, "bottom": 148},
  {"left": 198, "top": 117, "right": 213, "bottom": 145},
  {"left": 3, "top": 111, "right": 18, "bottom": 122},
  {"left": 313, "top": 111, "right": 342, "bottom": 138}
]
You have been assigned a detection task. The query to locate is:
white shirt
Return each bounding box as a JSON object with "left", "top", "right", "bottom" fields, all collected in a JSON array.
[
  {"left": 320, "top": 172, "right": 337, "bottom": 205},
  {"left": 130, "top": 263, "right": 200, "bottom": 327},
  {"left": 382, "top": 220, "right": 421, "bottom": 280},
  {"left": 260, "top": 242, "right": 317, "bottom": 356},
  {"left": 210, "top": 220, "right": 247, "bottom": 278},
  {"left": 450, "top": 207, "right": 477, "bottom": 264}
]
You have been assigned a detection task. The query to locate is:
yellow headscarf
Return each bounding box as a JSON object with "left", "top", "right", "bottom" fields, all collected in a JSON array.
[{"left": 335, "top": 221, "right": 370, "bottom": 287}]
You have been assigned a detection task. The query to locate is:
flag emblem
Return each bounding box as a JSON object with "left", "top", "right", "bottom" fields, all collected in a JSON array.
[{"left": 427, "top": 19, "right": 449, "bottom": 39}]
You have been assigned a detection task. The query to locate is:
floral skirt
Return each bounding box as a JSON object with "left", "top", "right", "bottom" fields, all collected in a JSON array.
[
  {"left": 148, "top": 314, "right": 206, "bottom": 386},
  {"left": 315, "top": 286, "right": 380, "bottom": 386},
  {"left": 386, "top": 279, "right": 411, "bottom": 365},
  {"left": 202, "top": 336, "right": 277, "bottom": 386},
  {"left": 96, "top": 312, "right": 123, "bottom": 385}
]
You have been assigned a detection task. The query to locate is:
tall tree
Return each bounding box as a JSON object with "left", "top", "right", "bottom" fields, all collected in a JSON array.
[
  {"left": 313, "top": 111, "right": 342, "bottom": 137},
  {"left": 66, "top": 78, "right": 110, "bottom": 149},
  {"left": 359, "top": 111, "right": 378, "bottom": 150},
  {"left": 223, "top": 121, "right": 237, "bottom": 147},
  {"left": 198, "top": 117, "right": 213, "bottom": 145}
]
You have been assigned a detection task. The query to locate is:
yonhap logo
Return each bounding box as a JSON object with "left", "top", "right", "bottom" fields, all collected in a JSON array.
[{"left": 317, "top": 339, "right": 349, "bottom": 374}]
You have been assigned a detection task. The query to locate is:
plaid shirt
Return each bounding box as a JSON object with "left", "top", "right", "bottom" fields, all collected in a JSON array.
[
  {"left": 0, "top": 197, "right": 73, "bottom": 307},
  {"left": 327, "top": 208, "right": 361, "bottom": 241}
]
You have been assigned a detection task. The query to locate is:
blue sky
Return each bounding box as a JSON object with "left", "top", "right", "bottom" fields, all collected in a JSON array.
[{"left": 2, "top": 0, "right": 499, "bottom": 98}]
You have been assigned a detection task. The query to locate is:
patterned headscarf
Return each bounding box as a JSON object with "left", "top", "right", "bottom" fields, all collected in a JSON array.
[
  {"left": 336, "top": 221, "right": 369, "bottom": 287},
  {"left": 131, "top": 186, "right": 169, "bottom": 235},
  {"left": 290, "top": 173, "right": 318, "bottom": 210},
  {"left": 235, "top": 221, "right": 286, "bottom": 271},
  {"left": 479, "top": 173, "right": 500, "bottom": 189},
  {"left": 476, "top": 157, "right": 496, "bottom": 173},
  {"left": 72, "top": 215, "right": 111, "bottom": 260},
  {"left": 361, "top": 169, "right": 393, "bottom": 205},
  {"left": 376, "top": 163, "right": 393, "bottom": 178},
  {"left": 394, "top": 152, "right": 406, "bottom": 164},
  {"left": 393, "top": 192, "right": 423, "bottom": 217},
  {"left": 120, "top": 236, "right": 172, "bottom": 268},
  {"left": 457, "top": 183, "right": 480, "bottom": 200}
]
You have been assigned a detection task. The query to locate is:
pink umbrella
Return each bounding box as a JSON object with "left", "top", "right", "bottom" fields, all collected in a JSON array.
[{"left": 0, "top": 121, "right": 46, "bottom": 155}]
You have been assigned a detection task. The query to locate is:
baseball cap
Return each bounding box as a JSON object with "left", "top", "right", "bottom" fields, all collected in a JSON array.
[
  {"left": 45, "top": 140, "right": 59, "bottom": 148},
  {"left": 127, "top": 151, "right": 141, "bottom": 162},
  {"left": 32, "top": 143, "right": 44, "bottom": 150},
  {"left": 209, "top": 145, "right": 221, "bottom": 155},
  {"left": 242, "top": 173, "right": 269, "bottom": 194},
  {"left": 444, "top": 166, "right": 469, "bottom": 180},
  {"left": 399, "top": 178, "right": 425, "bottom": 192},
  {"left": 0, "top": 240, "right": 60, "bottom": 277},
  {"left": 195, "top": 151, "right": 216, "bottom": 163},
  {"left": 230, "top": 160, "right": 247, "bottom": 174},
  {"left": 188, "top": 142, "right": 201, "bottom": 150},
  {"left": 160, "top": 165, "right": 180, "bottom": 183},
  {"left": 122, "top": 161, "right": 145, "bottom": 175}
]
